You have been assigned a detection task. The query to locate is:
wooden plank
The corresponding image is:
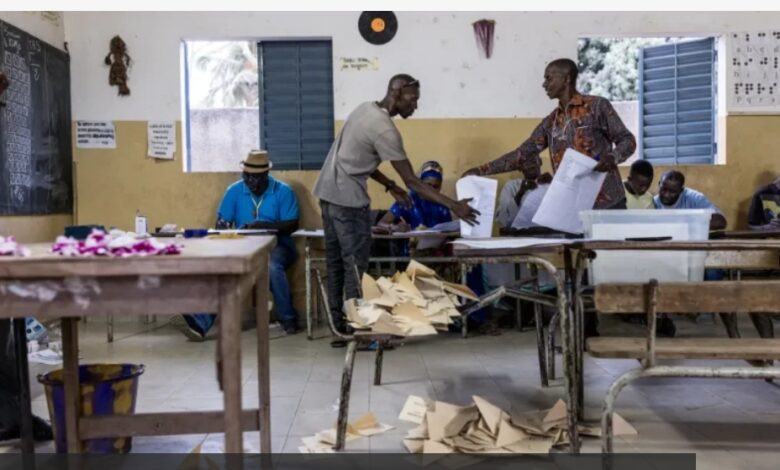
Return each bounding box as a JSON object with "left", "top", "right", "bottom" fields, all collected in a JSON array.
[
  {"left": 704, "top": 250, "right": 780, "bottom": 268},
  {"left": 0, "top": 237, "right": 274, "bottom": 279},
  {"left": 595, "top": 281, "right": 780, "bottom": 313},
  {"left": 588, "top": 337, "right": 780, "bottom": 360},
  {"left": 219, "top": 276, "right": 243, "bottom": 454},
  {"left": 254, "top": 258, "right": 271, "bottom": 454},
  {"left": 79, "top": 410, "right": 261, "bottom": 439},
  {"left": 62, "top": 318, "right": 81, "bottom": 453},
  {"left": 580, "top": 239, "right": 780, "bottom": 252},
  {"left": 0, "top": 276, "right": 219, "bottom": 319}
]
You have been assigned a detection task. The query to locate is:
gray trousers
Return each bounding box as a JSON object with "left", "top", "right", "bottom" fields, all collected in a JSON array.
[
  {"left": 320, "top": 200, "right": 372, "bottom": 330},
  {"left": 0, "top": 319, "right": 20, "bottom": 429}
]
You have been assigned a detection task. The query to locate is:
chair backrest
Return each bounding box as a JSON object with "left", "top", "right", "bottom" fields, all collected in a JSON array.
[{"left": 595, "top": 280, "right": 780, "bottom": 314}]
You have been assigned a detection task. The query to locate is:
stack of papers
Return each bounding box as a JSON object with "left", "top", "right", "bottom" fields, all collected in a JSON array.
[
  {"left": 400, "top": 395, "right": 637, "bottom": 456},
  {"left": 345, "top": 261, "right": 478, "bottom": 337}
]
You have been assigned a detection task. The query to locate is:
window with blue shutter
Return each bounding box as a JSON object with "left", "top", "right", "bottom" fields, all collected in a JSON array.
[
  {"left": 639, "top": 38, "right": 717, "bottom": 165},
  {"left": 259, "top": 40, "right": 334, "bottom": 170}
]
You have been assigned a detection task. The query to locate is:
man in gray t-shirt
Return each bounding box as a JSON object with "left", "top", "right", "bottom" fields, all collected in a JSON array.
[{"left": 313, "top": 74, "right": 479, "bottom": 344}]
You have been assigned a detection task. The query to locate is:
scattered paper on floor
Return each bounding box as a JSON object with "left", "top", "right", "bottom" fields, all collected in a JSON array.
[
  {"left": 300, "top": 412, "right": 394, "bottom": 453},
  {"left": 402, "top": 396, "right": 637, "bottom": 455}
]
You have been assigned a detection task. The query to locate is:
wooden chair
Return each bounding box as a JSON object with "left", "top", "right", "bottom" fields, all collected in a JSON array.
[
  {"left": 590, "top": 279, "right": 780, "bottom": 453},
  {"left": 313, "top": 267, "right": 505, "bottom": 450}
]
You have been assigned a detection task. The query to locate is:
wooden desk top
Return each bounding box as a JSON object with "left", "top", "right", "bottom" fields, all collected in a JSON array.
[
  {"left": 576, "top": 239, "right": 780, "bottom": 252},
  {"left": 0, "top": 237, "right": 276, "bottom": 279}
]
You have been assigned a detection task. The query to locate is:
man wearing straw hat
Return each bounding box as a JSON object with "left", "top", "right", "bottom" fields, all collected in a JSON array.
[
  {"left": 313, "top": 73, "right": 480, "bottom": 346},
  {"left": 179, "top": 150, "right": 301, "bottom": 338}
]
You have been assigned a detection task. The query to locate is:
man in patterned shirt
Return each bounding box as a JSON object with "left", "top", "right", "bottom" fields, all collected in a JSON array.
[{"left": 463, "top": 58, "right": 636, "bottom": 210}]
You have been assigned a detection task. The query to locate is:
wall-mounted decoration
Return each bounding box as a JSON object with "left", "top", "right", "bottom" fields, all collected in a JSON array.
[
  {"left": 358, "top": 11, "right": 398, "bottom": 46},
  {"left": 104, "top": 35, "right": 131, "bottom": 96},
  {"left": 473, "top": 19, "right": 496, "bottom": 59}
]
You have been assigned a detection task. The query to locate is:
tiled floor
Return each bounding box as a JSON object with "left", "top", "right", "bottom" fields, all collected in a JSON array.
[{"left": 3, "top": 315, "right": 780, "bottom": 468}]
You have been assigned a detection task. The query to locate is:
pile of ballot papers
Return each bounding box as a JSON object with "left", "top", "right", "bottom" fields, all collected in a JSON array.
[
  {"left": 344, "top": 261, "right": 479, "bottom": 337},
  {"left": 399, "top": 395, "right": 637, "bottom": 456}
]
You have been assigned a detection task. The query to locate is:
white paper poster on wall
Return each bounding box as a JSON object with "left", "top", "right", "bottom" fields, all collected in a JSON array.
[
  {"left": 75, "top": 121, "right": 116, "bottom": 149},
  {"left": 147, "top": 121, "right": 176, "bottom": 159},
  {"left": 339, "top": 57, "right": 379, "bottom": 71}
]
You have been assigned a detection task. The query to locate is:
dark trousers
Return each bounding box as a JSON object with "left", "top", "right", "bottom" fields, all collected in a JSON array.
[
  {"left": 320, "top": 200, "right": 372, "bottom": 330},
  {"left": 0, "top": 319, "right": 20, "bottom": 430}
]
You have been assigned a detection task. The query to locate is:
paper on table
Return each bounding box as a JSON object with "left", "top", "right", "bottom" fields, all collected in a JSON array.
[
  {"left": 532, "top": 148, "right": 606, "bottom": 234},
  {"left": 451, "top": 237, "right": 573, "bottom": 250},
  {"left": 292, "top": 229, "right": 324, "bottom": 237},
  {"left": 456, "top": 176, "right": 497, "bottom": 238},
  {"left": 431, "top": 220, "right": 461, "bottom": 232},
  {"left": 511, "top": 184, "right": 549, "bottom": 230}
]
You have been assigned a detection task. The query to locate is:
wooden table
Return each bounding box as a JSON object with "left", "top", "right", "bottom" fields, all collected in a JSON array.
[{"left": 0, "top": 237, "right": 275, "bottom": 455}]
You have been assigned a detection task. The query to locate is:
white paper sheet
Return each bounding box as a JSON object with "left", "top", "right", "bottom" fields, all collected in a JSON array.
[
  {"left": 532, "top": 149, "right": 606, "bottom": 234},
  {"left": 292, "top": 229, "right": 325, "bottom": 238},
  {"left": 455, "top": 176, "right": 497, "bottom": 238},
  {"left": 147, "top": 121, "right": 176, "bottom": 159},
  {"left": 511, "top": 184, "right": 549, "bottom": 230},
  {"left": 75, "top": 121, "right": 116, "bottom": 149},
  {"left": 451, "top": 237, "right": 574, "bottom": 250}
]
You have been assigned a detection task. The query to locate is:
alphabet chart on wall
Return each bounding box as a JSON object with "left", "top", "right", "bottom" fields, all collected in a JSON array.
[{"left": 729, "top": 31, "right": 780, "bottom": 113}]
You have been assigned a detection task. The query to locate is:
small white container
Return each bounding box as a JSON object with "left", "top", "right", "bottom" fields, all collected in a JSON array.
[
  {"left": 579, "top": 209, "right": 712, "bottom": 284},
  {"left": 135, "top": 210, "right": 148, "bottom": 235}
]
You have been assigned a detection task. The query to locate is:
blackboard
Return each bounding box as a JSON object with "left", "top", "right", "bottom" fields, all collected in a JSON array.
[{"left": 0, "top": 19, "right": 72, "bottom": 215}]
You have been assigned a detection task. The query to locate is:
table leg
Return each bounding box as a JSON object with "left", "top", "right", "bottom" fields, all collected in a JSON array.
[
  {"left": 255, "top": 265, "right": 271, "bottom": 454},
  {"left": 62, "top": 318, "right": 81, "bottom": 453},
  {"left": 460, "top": 263, "right": 469, "bottom": 339},
  {"left": 13, "top": 318, "right": 34, "bottom": 455},
  {"left": 219, "top": 277, "right": 243, "bottom": 454},
  {"left": 561, "top": 247, "right": 580, "bottom": 453},
  {"left": 529, "top": 264, "right": 549, "bottom": 388},
  {"left": 305, "top": 240, "right": 313, "bottom": 340}
]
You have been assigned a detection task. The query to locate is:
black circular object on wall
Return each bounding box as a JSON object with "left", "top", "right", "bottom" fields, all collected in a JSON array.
[{"left": 358, "top": 11, "right": 398, "bottom": 45}]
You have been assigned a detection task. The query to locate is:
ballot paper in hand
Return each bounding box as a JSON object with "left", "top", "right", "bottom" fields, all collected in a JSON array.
[
  {"left": 511, "top": 184, "right": 549, "bottom": 230},
  {"left": 532, "top": 149, "right": 606, "bottom": 234},
  {"left": 455, "top": 176, "right": 497, "bottom": 238}
]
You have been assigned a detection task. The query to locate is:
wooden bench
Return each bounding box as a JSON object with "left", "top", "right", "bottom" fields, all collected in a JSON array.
[{"left": 591, "top": 279, "right": 780, "bottom": 453}]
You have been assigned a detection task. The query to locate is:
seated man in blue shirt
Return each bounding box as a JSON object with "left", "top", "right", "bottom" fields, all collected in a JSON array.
[
  {"left": 180, "top": 150, "right": 301, "bottom": 338},
  {"left": 654, "top": 170, "right": 727, "bottom": 230}
]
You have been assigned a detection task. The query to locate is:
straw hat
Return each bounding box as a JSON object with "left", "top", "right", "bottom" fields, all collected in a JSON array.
[{"left": 240, "top": 150, "right": 272, "bottom": 173}]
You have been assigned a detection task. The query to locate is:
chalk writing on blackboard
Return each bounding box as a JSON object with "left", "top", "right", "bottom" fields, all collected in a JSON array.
[
  {"left": 76, "top": 121, "right": 117, "bottom": 149},
  {"left": 2, "top": 27, "right": 32, "bottom": 205}
]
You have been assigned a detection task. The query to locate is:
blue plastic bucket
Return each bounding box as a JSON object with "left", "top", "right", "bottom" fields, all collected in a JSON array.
[{"left": 38, "top": 363, "right": 144, "bottom": 453}]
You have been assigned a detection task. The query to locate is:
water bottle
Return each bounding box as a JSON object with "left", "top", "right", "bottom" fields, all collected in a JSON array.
[{"left": 135, "top": 210, "right": 148, "bottom": 235}]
